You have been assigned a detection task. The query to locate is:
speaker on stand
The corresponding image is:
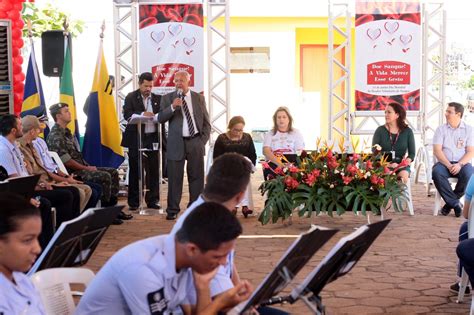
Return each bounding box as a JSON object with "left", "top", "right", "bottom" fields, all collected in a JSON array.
[{"left": 41, "top": 30, "right": 72, "bottom": 77}]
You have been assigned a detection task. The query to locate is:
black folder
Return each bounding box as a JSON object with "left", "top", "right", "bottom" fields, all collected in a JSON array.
[{"left": 0, "top": 174, "right": 40, "bottom": 199}]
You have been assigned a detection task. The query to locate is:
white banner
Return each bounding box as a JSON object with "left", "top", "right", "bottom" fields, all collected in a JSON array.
[{"left": 138, "top": 3, "right": 204, "bottom": 95}]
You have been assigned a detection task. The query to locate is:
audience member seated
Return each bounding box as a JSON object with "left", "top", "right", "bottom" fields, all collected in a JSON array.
[
  {"left": 46, "top": 103, "right": 131, "bottom": 224},
  {"left": 0, "top": 192, "right": 46, "bottom": 314},
  {"left": 262, "top": 106, "right": 305, "bottom": 180},
  {"left": 432, "top": 102, "right": 474, "bottom": 217},
  {"left": 213, "top": 116, "right": 257, "bottom": 217},
  {"left": 19, "top": 115, "right": 85, "bottom": 214},
  {"left": 372, "top": 102, "right": 415, "bottom": 183},
  {"left": 33, "top": 115, "right": 102, "bottom": 210},
  {"left": 75, "top": 202, "right": 246, "bottom": 314},
  {"left": 0, "top": 114, "right": 74, "bottom": 237}
]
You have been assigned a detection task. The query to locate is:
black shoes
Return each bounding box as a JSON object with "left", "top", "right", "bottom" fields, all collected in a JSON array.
[
  {"left": 129, "top": 206, "right": 138, "bottom": 211},
  {"left": 147, "top": 203, "right": 162, "bottom": 210},
  {"left": 118, "top": 211, "right": 133, "bottom": 220},
  {"left": 441, "top": 204, "right": 463, "bottom": 217},
  {"left": 454, "top": 205, "right": 463, "bottom": 218},
  {"left": 440, "top": 204, "right": 451, "bottom": 216},
  {"left": 450, "top": 282, "right": 471, "bottom": 294},
  {"left": 166, "top": 213, "right": 177, "bottom": 220},
  {"left": 112, "top": 218, "right": 123, "bottom": 225}
]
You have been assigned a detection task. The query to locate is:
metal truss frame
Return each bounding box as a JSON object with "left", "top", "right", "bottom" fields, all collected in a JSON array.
[
  {"left": 206, "top": 0, "right": 230, "bottom": 144},
  {"left": 328, "top": 1, "right": 351, "bottom": 143}
]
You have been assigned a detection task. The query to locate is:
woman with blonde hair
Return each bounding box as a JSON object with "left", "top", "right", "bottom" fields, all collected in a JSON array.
[{"left": 262, "top": 107, "right": 305, "bottom": 180}]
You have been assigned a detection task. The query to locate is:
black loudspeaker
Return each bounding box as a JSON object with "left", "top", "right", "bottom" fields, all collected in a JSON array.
[{"left": 41, "top": 30, "right": 67, "bottom": 77}]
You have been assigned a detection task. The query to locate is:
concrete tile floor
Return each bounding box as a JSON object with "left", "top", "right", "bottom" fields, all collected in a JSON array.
[{"left": 85, "top": 171, "right": 470, "bottom": 314}]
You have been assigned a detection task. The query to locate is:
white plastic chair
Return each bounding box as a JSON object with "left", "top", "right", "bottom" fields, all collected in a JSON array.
[
  {"left": 31, "top": 267, "right": 95, "bottom": 315},
  {"left": 414, "top": 144, "right": 434, "bottom": 196},
  {"left": 405, "top": 179, "right": 415, "bottom": 216},
  {"left": 48, "top": 151, "right": 69, "bottom": 175},
  {"left": 457, "top": 202, "right": 474, "bottom": 306}
]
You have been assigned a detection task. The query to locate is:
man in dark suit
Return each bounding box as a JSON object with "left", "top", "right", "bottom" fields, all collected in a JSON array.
[
  {"left": 158, "top": 71, "right": 211, "bottom": 220},
  {"left": 121, "top": 72, "right": 163, "bottom": 210}
]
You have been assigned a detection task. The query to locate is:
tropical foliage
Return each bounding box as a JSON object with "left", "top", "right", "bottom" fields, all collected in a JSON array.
[{"left": 258, "top": 140, "right": 410, "bottom": 224}]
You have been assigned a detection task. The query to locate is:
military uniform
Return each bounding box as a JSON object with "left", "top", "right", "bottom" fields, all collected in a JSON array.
[{"left": 46, "top": 124, "right": 119, "bottom": 204}]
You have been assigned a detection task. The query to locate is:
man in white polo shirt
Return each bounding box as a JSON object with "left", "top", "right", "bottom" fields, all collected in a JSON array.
[{"left": 433, "top": 102, "right": 474, "bottom": 217}]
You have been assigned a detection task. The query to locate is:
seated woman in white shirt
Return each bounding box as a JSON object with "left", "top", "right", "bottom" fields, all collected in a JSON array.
[
  {"left": 0, "top": 192, "right": 46, "bottom": 315},
  {"left": 263, "top": 106, "right": 305, "bottom": 180}
]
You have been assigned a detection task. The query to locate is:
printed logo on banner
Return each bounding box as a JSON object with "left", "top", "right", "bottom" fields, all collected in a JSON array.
[
  {"left": 152, "top": 63, "right": 195, "bottom": 87},
  {"left": 367, "top": 61, "right": 410, "bottom": 85}
]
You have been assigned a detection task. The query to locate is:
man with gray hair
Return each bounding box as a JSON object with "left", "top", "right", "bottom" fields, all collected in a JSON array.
[{"left": 159, "top": 71, "right": 211, "bottom": 220}]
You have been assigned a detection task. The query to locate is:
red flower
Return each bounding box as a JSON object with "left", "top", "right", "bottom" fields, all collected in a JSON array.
[
  {"left": 311, "top": 169, "right": 321, "bottom": 177},
  {"left": 304, "top": 173, "right": 317, "bottom": 186},
  {"left": 370, "top": 174, "right": 379, "bottom": 185},
  {"left": 274, "top": 167, "right": 284, "bottom": 175},
  {"left": 366, "top": 160, "right": 373, "bottom": 170},
  {"left": 383, "top": 166, "right": 391, "bottom": 175},
  {"left": 328, "top": 159, "right": 339, "bottom": 170},
  {"left": 378, "top": 178, "right": 385, "bottom": 186},
  {"left": 284, "top": 176, "right": 299, "bottom": 190},
  {"left": 342, "top": 176, "right": 353, "bottom": 185},
  {"left": 346, "top": 164, "right": 358, "bottom": 174},
  {"left": 350, "top": 153, "right": 360, "bottom": 161},
  {"left": 288, "top": 164, "right": 299, "bottom": 173}
]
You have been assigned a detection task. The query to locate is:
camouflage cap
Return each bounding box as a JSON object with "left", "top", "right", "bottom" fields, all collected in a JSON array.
[
  {"left": 21, "top": 115, "right": 41, "bottom": 133},
  {"left": 49, "top": 103, "right": 68, "bottom": 119}
]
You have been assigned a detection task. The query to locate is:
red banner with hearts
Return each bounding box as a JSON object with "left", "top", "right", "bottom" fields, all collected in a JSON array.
[
  {"left": 355, "top": 1, "right": 421, "bottom": 111},
  {"left": 138, "top": 2, "right": 204, "bottom": 95}
]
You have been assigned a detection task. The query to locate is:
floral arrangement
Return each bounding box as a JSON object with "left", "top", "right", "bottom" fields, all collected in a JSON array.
[{"left": 258, "top": 140, "right": 410, "bottom": 225}]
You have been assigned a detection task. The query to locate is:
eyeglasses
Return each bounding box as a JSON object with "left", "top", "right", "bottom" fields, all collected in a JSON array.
[{"left": 231, "top": 128, "right": 244, "bottom": 133}]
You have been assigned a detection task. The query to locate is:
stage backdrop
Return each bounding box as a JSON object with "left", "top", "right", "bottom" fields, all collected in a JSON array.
[
  {"left": 138, "top": 2, "right": 204, "bottom": 95},
  {"left": 355, "top": 1, "right": 421, "bottom": 111}
]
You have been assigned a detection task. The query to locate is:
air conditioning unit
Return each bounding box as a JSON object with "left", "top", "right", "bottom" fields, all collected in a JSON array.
[{"left": 0, "top": 19, "right": 13, "bottom": 115}]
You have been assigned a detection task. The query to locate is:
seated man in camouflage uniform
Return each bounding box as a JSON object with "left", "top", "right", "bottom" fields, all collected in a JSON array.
[{"left": 46, "top": 103, "right": 132, "bottom": 223}]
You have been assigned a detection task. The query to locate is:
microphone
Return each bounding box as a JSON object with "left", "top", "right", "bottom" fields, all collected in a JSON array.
[{"left": 177, "top": 88, "right": 183, "bottom": 98}]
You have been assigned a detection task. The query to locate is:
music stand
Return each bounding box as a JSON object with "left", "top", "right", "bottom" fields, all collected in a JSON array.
[
  {"left": 260, "top": 219, "right": 391, "bottom": 314},
  {"left": 228, "top": 226, "right": 338, "bottom": 315},
  {"left": 128, "top": 114, "right": 162, "bottom": 215},
  {"left": 0, "top": 174, "right": 40, "bottom": 199},
  {"left": 28, "top": 205, "right": 123, "bottom": 275}
]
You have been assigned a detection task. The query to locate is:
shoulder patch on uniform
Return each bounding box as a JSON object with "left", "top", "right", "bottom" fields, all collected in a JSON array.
[{"left": 147, "top": 287, "right": 168, "bottom": 315}]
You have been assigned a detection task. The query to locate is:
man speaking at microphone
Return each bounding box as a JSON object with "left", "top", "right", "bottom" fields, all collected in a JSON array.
[{"left": 159, "top": 71, "right": 210, "bottom": 220}]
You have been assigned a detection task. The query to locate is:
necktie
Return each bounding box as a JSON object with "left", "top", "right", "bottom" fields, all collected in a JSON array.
[{"left": 182, "top": 94, "right": 196, "bottom": 137}]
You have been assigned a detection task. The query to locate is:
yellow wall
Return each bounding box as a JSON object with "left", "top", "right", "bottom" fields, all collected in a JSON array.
[{"left": 206, "top": 16, "right": 356, "bottom": 142}]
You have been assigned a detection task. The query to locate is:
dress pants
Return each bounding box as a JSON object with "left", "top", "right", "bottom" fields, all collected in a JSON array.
[
  {"left": 166, "top": 137, "right": 204, "bottom": 215},
  {"left": 432, "top": 162, "right": 473, "bottom": 209},
  {"left": 127, "top": 133, "right": 160, "bottom": 207},
  {"left": 457, "top": 237, "right": 474, "bottom": 285},
  {"left": 35, "top": 187, "right": 78, "bottom": 228},
  {"left": 36, "top": 196, "right": 54, "bottom": 250}
]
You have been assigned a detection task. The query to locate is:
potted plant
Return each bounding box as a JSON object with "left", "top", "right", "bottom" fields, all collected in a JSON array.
[{"left": 258, "top": 140, "right": 410, "bottom": 225}]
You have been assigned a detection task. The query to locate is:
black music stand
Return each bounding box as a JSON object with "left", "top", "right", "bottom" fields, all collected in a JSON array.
[
  {"left": 28, "top": 205, "right": 123, "bottom": 275},
  {"left": 260, "top": 219, "right": 391, "bottom": 314},
  {"left": 228, "top": 226, "right": 338, "bottom": 315},
  {"left": 0, "top": 174, "right": 40, "bottom": 199}
]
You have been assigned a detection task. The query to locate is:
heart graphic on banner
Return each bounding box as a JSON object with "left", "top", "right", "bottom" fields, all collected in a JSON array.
[
  {"left": 150, "top": 31, "right": 165, "bottom": 45},
  {"left": 399, "top": 34, "right": 413, "bottom": 45},
  {"left": 168, "top": 24, "right": 182, "bottom": 37},
  {"left": 384, "top": 21, "right": 399, "bottom": 34},
  {"left": 183, "top": 37, "right": 196, "bottom": 48},
  {"left": 366, "top": 28, "right": 381, "bottom": 40}
]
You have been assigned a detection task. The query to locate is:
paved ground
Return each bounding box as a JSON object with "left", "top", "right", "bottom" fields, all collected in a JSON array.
[{"left": 85, "top": 171, "right": 471, "bottom": 314}]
